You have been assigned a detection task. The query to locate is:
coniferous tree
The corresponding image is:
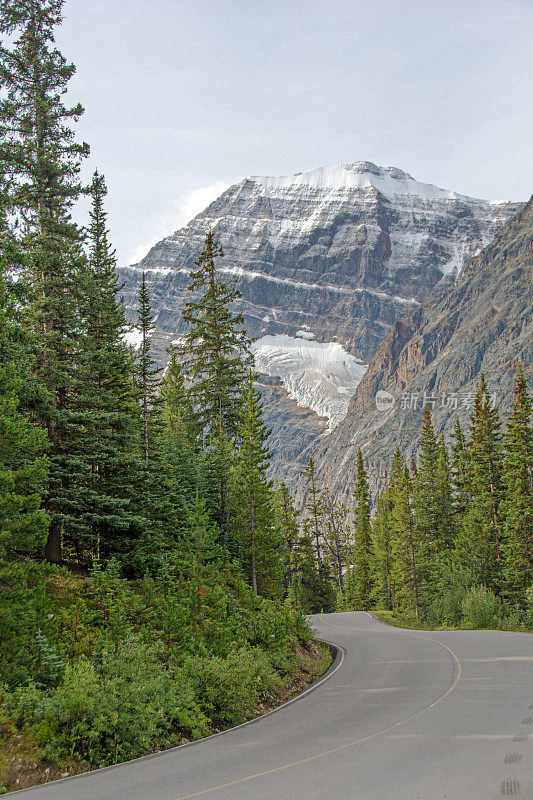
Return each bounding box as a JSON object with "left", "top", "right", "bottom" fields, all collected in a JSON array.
[
  {"left": 302, "top": 456, "right": 323, "bottom": 564},
  {"left": 412, "top": 407, "right": 440, "bottom": 567},
  {"left": 371, "top": 488, "right": 393, "bottom": 609},
  {"left": 69, "top": 172, "right": 145, "bottom": 560},
  {"left": 455, "top": 375, "right": 503, "bottom": 591},
  {"left": 232, "top": 371, "right": 281, "bottom": 596},
  {"left": 273, "top": 482, "right": 299, "bottom": 593},
  {"left": 135, "top": 273, "right": 162, "bottom": 463},
  {"left": 450, "top": 419, "right": 470, "bottom": 518},
  {"left": 390, "top": 452, "right": 420, "bottom": 616},
  {"left": 0, "top": 0, "right": 89, "bottom": 562},
  {"left": 290, "top": 532, "right": 335, "bottom": 613},
  {"left": 434, "top": 435, "right": 455, "bottom": 551},
  {"left": 352, "top": 450, "right": 372, "bottom": 609},
  {"left": 181, "top": 231, "right": 251, "bottom": 439},
  {"left": 0, "top": 253, "right": 48, "bottom": 555},
  {"left": 500, "top": 365, "right": 532, "bottom": 603}
]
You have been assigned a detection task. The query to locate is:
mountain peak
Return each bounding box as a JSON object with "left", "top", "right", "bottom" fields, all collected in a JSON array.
[{"left": 249, "top": 161, "right": 471, "bottom": 203}]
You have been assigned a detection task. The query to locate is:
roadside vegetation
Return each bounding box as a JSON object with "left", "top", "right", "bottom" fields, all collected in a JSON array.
[
  {"left": 304, "top": 367, "right": 533, "bottom": 633},
  {"left": 0, "top": 1, "right": 333, "bottom": 792}
]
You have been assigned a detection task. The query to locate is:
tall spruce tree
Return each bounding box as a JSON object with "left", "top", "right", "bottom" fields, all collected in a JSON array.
[
  {"left": 302, "top": 456, "right": 323, "bottom": 564},
  {"left": 135, "top": 273, "right": 162, "bottom": 463},
  {"left": 435, "top": 435, "right": 455, "bottom": 550},
  {"left": 500, "top": 365, "right": 532, "bottom": 603},
  {"left": 181, "top": 231, "right": 251, "bottom": 439},
  {"left": 0, "top": 251, "right": 48, "bottom": 556},
  {"left": 69, "top": 172, "right": 142, "bottom": 560},
  {"left": 273, "top": 482, "right": 299, "bottom": 593},
  {"left": 371, "top": 488, "right": 393, "bottom": 609},
  {"left": 456, "top": 375, "right": 503, "bottom": 591},
  {"left": 390, "top": 451, "right": 420, "bottom": 616},
  {"left": 450, "top": 419, "right": 470, "bottom": 518},
  {"left": 0, "top": 0, "right": 89, "bottom": 562},
  {"left": 232, "top": 371, "right": 281, "bottom": 596},
  {"left": 412, "top": 407, "right": 439, "bottom": 556},
  {"left": 290, "top": 531, "right": 335, "bottom": 613},
  {"left": 352, "top": 450, "right": 372, "bottom": 609}
]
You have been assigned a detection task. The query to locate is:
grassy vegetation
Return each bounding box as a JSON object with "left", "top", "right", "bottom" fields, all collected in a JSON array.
[
  {"left": 0, "top": 559, "right": 331, "bottom": 794},
  {"left": 372, "top": 584, "right": 533, "bottom": 633}
]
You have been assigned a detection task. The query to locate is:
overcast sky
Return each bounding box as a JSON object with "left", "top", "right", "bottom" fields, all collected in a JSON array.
[{"left": 56, "top": 0, "right": 533, "bottom": 266}]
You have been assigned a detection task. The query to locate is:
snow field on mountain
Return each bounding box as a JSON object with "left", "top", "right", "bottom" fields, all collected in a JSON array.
[{"left": 251, "top": 334, "right": 368, "bottom": 429}]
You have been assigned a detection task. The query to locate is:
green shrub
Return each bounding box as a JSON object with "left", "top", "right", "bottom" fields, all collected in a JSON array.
[
  {"left": 183, "top": 645, "right": 281, "bottom": 727},
  {"left": 7, "top": 636, "right": 209, "bottom": 766},
  {"left": 461, "top": 585, "right": 501, "bottom": 629}
]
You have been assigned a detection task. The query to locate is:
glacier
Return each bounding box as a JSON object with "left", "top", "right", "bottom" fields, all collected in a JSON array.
[{"left": 251, "top": 334, "right": 368, "bottom": 430}]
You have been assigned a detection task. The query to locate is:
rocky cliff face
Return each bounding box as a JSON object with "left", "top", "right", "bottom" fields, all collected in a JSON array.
[
  {"left": 117, "top": 162, "right": 522, "bottom": 480},
  {"left": 298, "top": 196, "right": 533, "bottom": 505}
]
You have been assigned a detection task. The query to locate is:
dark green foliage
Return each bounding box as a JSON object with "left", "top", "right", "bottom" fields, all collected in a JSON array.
[
  {"left": 134, "top": 273, "right": 162, "bottom": 463},
  {"left": 0, "top": 559, "right": 311, "bottom": 768},
  {"left": 290, "top": 533, "right": 335, "bottom": 613},
  {"left": 59, "top": 172, "right": 144, "bottom": 560},
  {"left": 302, "top": 456, "right": 323, "bottom": 563},
  {"left": 455, "top": 375, "right": 503, "bottom": 590},
  {"left": 181, "top": 231, "right": 251, "bottom": 439},
  {"left": 500, "top": 365, "right": 533, "bottom": 601},
  {"left": 273, "top": 482, "right": 299, "bottom": 592},
  {"left": 0, "top": 254, "right": 48, "bottom": 556},
  {"left": 0, "top": 3, "right": 329, "bottom": 785},
  {"left": 351, "top": 450, "right": 372, "bottom": 609},
  {"left": 0, "top": 0, "right": 89, "bottom": 563},
  {"left": 231, "top": 372, "right": 282, "bottom": 597}
]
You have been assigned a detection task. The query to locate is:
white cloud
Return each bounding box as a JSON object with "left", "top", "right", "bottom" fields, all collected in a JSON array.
[{"left": 125, "top": 180, "right": 229, "bottom": 266}]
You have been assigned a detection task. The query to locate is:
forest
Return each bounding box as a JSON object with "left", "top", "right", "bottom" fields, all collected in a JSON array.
[{"left": 0, "top": 0, "right": 531, "bottom": 793}]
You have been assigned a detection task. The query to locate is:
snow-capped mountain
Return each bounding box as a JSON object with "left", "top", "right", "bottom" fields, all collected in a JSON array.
[
  {"left": 118, "top": 162, "right": 522, "bottom": 476},
  {"left": 303, "top": 195, "right": 533, "bottom": 505}
]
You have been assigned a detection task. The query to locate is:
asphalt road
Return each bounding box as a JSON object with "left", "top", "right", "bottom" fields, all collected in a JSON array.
[{"left": 13, "top": 612, "right": 532, "bottom": 800}]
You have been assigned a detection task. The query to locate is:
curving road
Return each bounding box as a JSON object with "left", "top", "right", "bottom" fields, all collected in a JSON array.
[{"left": 13, "top": 612, "right": 532, "bottom": 800}]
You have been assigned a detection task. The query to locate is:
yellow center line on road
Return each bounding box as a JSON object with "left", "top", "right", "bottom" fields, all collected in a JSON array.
[{"left": 172, "top": 615, "right": 462, "bottom": 800}]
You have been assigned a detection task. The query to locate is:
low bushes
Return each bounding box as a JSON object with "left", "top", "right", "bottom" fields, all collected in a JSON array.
[
  {"left": 0, "top": 559, "right": 317, "bottom": 777},
  {"left": 460, "top": 585, "right": 502, "bottom": 629}
]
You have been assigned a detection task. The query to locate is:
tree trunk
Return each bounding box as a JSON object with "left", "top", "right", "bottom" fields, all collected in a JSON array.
[{"left": 43, "top": 519, "right": 62, "bottom": 563}]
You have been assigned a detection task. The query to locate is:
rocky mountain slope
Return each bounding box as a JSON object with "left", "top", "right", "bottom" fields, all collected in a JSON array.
[
  {"left": 118, "top": 162, "right": 522, "bottom": 475},
  {"left": 296, "top": 195, "right": 533, "bottom": 504}
]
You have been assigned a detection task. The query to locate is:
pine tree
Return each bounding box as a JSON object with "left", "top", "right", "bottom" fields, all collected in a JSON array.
[
  {"left": 302, "top": 456, "right": 323, "bottom": 564},
  {"left": 0, "top": 0, "right": 89, "bottom": 562},
  {"left": 290, "top": 532, "right": 335, "bottom": 613},
  {"left": 352, "top": 450, "right": 372, "bottom": 609},
  {"left": 135, "top": 273, "right": 162, "bottom": 463},
  {"left": 450, "top": 419, "right": 470, "bottom": 518},
  {"left": 68, "top": 172, "right": 143, "bottom": 560},
  {"left": 390, "top": 452, "right": 420, "bottom": 616},
  {"left": 412, "top": 407, "right": 439, "bottom": 558},
  {"left": 181, "top": 231, "right": 251, "bottom": 440},
  {"left": 500, "top": 365, "right": 532, "bottom": 603},
  {"left": 371, "top": 488, "right": 393, "bottom": 609},
  {"left": 456, "top": 375, "right": 503, "bottom": 590},
  {"left": 435, "top": 435, "right": 455, "bottom": 551},
  {"left": 160, "top": 348, "right": 198, "bottom": 451},
  {"left": 0, "top": 250, "right": 48, "bottom": 556},
  {"left": 412, "top": 410, "right": 455, "bottom": 606},
  {"left": 232, "top": 371, "right": 281, "bottom": 596},
  {"left": 273, "top": 482, "right": 299, "bottom": 593}
]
